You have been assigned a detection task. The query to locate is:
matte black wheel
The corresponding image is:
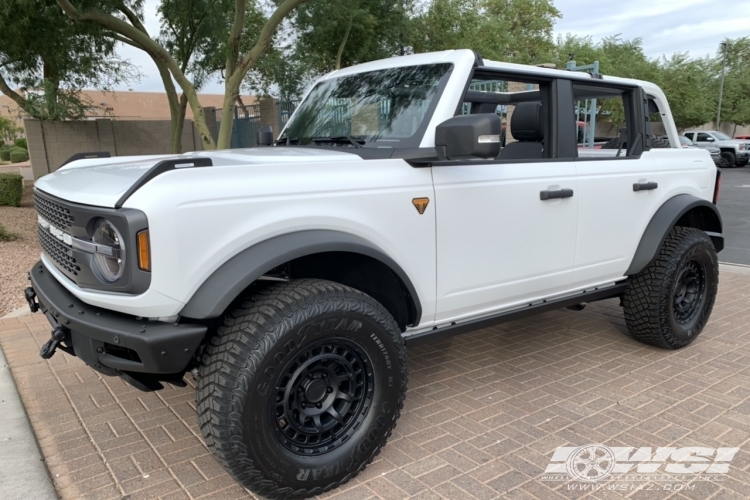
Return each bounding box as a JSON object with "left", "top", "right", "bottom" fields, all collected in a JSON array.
[
  {"left": 623, "top": 227, "right": 718, "bottom": 349},
  {"left": 197, "top": 279, "right": 407, "bottom": 499},
  {"left": 271, "top": 338, "right": 374, "bottom": 456}
]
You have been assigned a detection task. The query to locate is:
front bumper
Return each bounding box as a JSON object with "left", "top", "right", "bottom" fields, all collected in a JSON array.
[{"left": 28, "top": 261, "right": 206, "bottom": 377}]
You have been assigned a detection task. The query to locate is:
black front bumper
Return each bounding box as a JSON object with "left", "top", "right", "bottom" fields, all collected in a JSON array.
[{"left": 28, "top": 261, "right": 206, "bottom": 377}]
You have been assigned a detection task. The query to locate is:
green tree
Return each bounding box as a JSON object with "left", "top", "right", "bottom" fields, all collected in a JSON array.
[
  {"left": 296, "top": 0, "right": 413, "bottom": 72},
  {"left": 0, "top": 116, "right": 23, "bottom": 143},
  {"left": 656, "top": 54, "right": 715, "bottom": 131},
  {"left": 718, "top": 36, "right": 750, "bottom": 133},
  {"left": 156, "top": 0, "right": 231, "bottom": 152},
  {"left": 0, "top": 0, "right": 137, "bottom": 120},
  {"left": 412, "top": 0, "right": 560, "bottom": 64},
  {"left": 245, "top": 0, "right": 413, "bottom": 100},
  {"left": 55, "top": 0, "right": 309, "bottom": 150}
]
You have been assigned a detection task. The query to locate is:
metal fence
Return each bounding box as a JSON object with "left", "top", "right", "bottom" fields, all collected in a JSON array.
[
  {"left": 278, "top": 100, "right": 300, "bottom": 130},
  {"left": 208, "top": 104, "right": 262, "bottom": 148}
]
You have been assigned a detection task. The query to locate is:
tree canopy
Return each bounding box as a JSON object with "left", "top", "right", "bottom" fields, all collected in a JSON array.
[
  {"left": 412, "top": 0, "right": 561, "bottom": 64},
  {"left": 0, "top": 0, "right": 138, "bottom": 120},
  {"left": 2, "top": 1, "right": 747, "bottom": 145}
]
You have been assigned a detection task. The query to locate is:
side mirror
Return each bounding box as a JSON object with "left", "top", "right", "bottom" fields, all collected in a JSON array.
[
  {"left": 435, "top": 114, "right": 502, "bottom": 160},
  {"left": 256, "top": 125, "right": 274, "bottom": 146},
  {"left": 705, "top": 137, "right": 715, "bottom": 142}
]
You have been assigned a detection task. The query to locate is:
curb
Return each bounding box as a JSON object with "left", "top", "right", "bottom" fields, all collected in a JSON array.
[
  {"left": 719, "top": 262, "right": 750, "bottom": 275},
  {"left": 1, "top": 307, "right": 32, "bottom": 320},
  {"left": 0, "top": 345, "right": 58, "bottom": 499}
]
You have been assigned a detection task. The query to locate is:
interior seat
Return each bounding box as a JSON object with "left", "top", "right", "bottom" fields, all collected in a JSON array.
[{"left": 500, "top": 102, "right": 544, "bottom": 159}]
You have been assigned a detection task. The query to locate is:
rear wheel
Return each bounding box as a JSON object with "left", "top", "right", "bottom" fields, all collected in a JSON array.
[
  {"left": 623, "top": 227, "right": 718, "bottom": 349},
  {"left": 197, "top": 279, "right": 407, "bottom": 499}
]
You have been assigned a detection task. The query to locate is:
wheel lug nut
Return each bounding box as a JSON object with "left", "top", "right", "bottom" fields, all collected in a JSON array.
[
  {"left": 316, "top": 403, "right": 322, "bottom": 409},
  {"left": 301, "top": 403, "right": 306, "bottom": 408},
  {"left": 327, "top": 387, "right": 333, "bottom": 393}
]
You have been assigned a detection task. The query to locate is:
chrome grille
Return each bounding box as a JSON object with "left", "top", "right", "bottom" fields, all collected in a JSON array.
[
  {"left": 33, "top": 193, "right": 74, "bottom": 230},
  {"left": 38, "top": 226, "right": 80, "bottom": 275}
]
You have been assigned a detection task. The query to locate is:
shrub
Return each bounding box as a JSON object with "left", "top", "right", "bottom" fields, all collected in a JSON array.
[
  {"left": 13, "top": 137, "right": 27, "bottom": 149},
  {"left": 0, "top": 222, "right": 18, "bottom": 242},
  {"left": 0, "top": 173, "right": 23, "bottom": 206},
  {"left": 9, "top": 149, "right": 28, "bottom": 163},
  {"left": 0, "top": 149, "right": 9, "bottom": 161}
]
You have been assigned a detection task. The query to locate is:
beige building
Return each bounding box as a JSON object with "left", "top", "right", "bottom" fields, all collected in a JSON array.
[{"left": 0, "top": 89, "right": 255, "bottom": 127}]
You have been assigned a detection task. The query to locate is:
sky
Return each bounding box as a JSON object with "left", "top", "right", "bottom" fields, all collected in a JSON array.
[{"left": 67, "top": 0, "right": 750, "bottom": 94}]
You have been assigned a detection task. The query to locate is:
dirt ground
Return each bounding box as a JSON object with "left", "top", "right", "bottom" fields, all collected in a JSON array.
[{"left": 0, "top": 186, "right": 40, "bottom": 316}]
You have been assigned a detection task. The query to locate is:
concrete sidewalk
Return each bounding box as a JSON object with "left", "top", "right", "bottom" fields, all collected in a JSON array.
[{"left": 0, "top": 343, "right": 57, "bottom": 499}]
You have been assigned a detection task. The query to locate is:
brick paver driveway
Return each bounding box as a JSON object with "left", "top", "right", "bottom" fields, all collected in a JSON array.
[{"left": 2, "top": 264, "right": 750, "bottom": 500}]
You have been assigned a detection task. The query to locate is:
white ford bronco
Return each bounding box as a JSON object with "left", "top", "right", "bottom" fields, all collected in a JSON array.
[{"left": 25, "top": 50, "right": 723, "bottom": 498}]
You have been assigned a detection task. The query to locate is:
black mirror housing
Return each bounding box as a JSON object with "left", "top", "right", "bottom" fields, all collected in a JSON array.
[
  {"left": 256, "top": 125, "right": 274, "bottom": 146},
  {"left": 435, "top": 114, "right": 502, "bottom": 160}
]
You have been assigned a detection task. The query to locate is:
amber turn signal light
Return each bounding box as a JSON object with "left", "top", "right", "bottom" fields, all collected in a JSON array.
[{"left": 137, "top": 230, "right": 150, "bottom": 271}]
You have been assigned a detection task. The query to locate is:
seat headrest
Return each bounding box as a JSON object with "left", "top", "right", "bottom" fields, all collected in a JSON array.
[{"left": 511, "top": 102, "right": 543, "bottom": 142}]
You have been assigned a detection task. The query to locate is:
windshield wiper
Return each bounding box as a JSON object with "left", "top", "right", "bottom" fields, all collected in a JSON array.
[
  {"left": 274, "top": 136, "right": 299, "bottom": 145},
  {"left": 311, "top": 136, "right": 365, "bottom": 148}
]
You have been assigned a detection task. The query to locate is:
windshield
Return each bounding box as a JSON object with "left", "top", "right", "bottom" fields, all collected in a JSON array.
[
  {"left": 280, "top": 63, "right": 453, "bottom": 148},
  {"left": 713, "top": 132, "right": 731, "bottom": 140}
]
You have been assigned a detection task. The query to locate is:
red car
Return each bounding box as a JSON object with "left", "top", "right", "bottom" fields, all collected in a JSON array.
[{"left": 735, "top": 135, "right": 750, "bottom": 140}]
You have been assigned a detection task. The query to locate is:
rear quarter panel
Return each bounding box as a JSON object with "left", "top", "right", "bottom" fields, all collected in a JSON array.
[{"left": 649, "top": 147, "right": 715, "bottom": 201}]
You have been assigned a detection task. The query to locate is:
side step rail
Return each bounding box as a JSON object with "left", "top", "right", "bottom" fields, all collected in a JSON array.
[{"left": 404, "top": 282, "right": 629, "bottom": 346}]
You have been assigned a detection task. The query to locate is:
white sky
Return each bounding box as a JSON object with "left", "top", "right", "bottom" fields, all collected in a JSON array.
[{"left": 20, "top": 0, "right": 750, "bottom": 94}]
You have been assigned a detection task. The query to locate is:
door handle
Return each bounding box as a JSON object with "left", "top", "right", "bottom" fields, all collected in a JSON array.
[
  {"left": 633, "top": 182, "right": 658, "bottom": 192},
  {"left": 540, "top": 188, "right": 574, "bottom": 200}
]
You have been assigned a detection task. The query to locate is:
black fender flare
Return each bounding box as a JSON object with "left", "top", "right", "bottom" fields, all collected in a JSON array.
[
  {"left": 179, "top": 230, "right": 422, "bottom": 323},
  {"left": 626, "top": 194, "right": 723, "bottom": 276}
]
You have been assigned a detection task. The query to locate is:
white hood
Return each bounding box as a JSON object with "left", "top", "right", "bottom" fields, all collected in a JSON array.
[{"left": 34, "top": 148, "right": 361, "bottom": 207}]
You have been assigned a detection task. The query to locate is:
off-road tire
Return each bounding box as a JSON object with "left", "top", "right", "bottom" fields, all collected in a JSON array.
[
  {"left": 720, "top": 150, "right": 736, "bottom": 168},
  {"left": 197, "top": 279, "right": 407, "bottom": 499},
  {"left": 601, "top": 134, "right": 669, "bottom": 150},
  {"left": 623, "top": 227, "right": 718, "bottom": 349},
  {"left": 649, "top": 135, "right": 671, "bottom": 149}
]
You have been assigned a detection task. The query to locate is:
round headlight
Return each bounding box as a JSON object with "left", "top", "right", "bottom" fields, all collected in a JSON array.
[{"left": 92, "top": 219, "right": 125, "bottom": 283}]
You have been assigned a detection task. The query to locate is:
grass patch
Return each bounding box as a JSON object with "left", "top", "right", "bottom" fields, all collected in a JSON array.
[{"left": 0, "top": 222, "right": 18, "bottom": 242}]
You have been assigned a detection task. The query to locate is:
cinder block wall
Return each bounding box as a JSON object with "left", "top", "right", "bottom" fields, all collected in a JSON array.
[{"left": 24, "top": 118, "right": 202, "bottom": 178}]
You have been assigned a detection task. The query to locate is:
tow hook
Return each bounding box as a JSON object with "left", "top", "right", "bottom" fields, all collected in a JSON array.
[
  {"left": 40, "top": 327, "right": 67, "bottom": 360},
  {"left": 24, "top": 287, "right": 39, "bottom": 313}
]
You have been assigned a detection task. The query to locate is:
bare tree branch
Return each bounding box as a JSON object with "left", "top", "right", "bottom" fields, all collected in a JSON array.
[{"left": 0, "top": 71, "right": 28, "bottom": 110}]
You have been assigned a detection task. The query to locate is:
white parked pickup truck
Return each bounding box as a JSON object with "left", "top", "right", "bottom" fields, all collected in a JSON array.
[{"left": 25, "top": 50, "right": 723, "bottom": 498}]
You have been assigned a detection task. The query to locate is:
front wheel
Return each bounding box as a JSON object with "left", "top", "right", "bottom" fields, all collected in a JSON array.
[
  {"left": 623, "top": 227, "right": 718, "bottom": 349},
  {"left": 197, "top": 279, "right": 407, "bottom": 499}
]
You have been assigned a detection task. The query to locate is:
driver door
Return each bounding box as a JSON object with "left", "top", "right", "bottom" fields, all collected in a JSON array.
[{"left": 431, "top": 76, "right": 579, "bottom": 324}]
